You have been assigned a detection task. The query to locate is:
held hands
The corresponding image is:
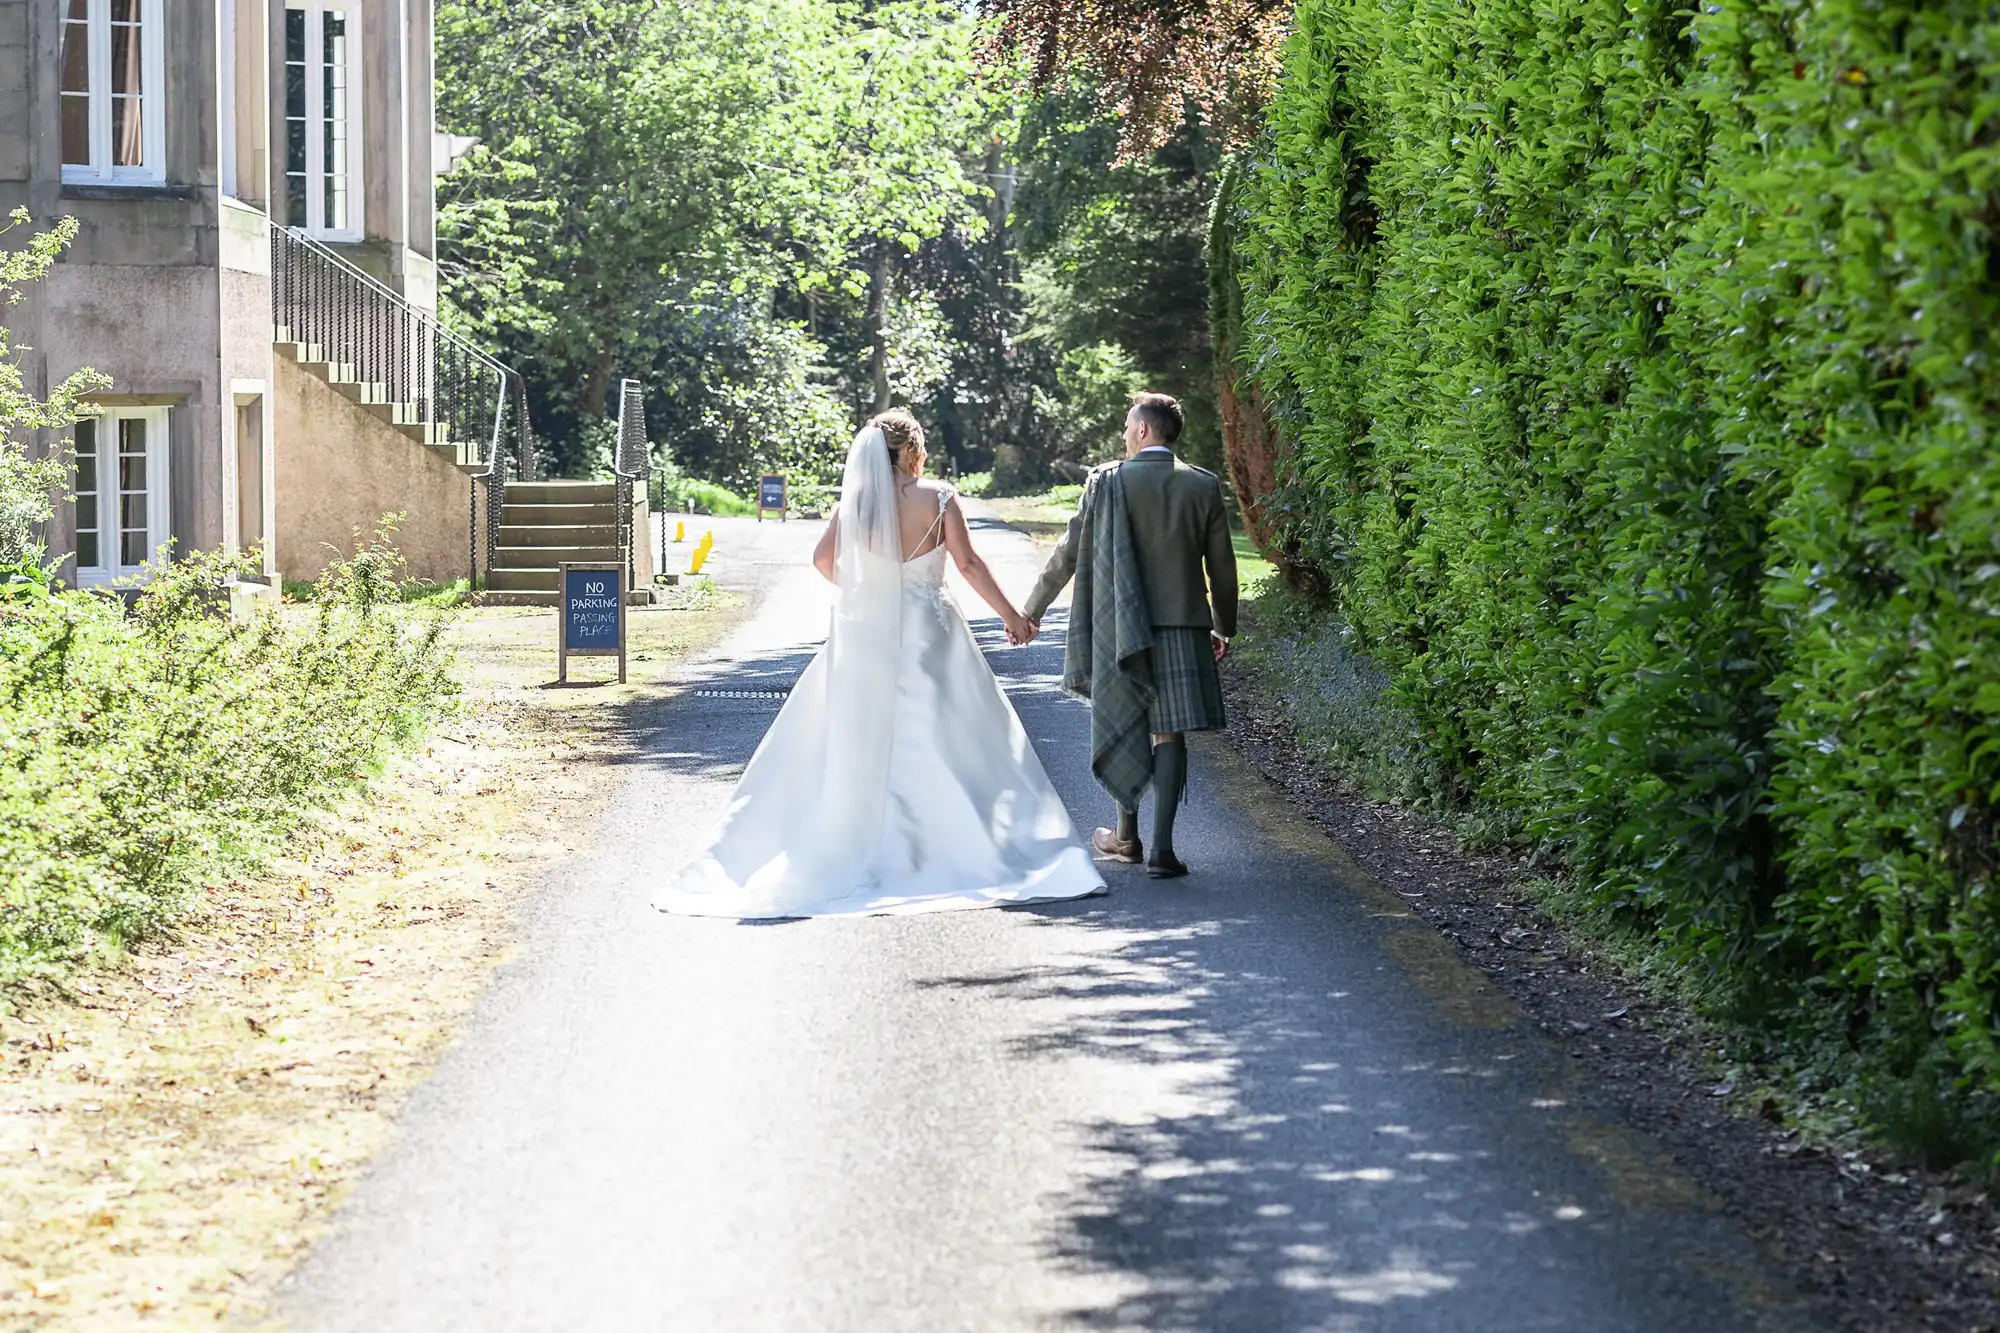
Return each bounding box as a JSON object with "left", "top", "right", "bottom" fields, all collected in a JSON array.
[{"left": 1005, "top": 614, "right": 1040, "bottom": 647}]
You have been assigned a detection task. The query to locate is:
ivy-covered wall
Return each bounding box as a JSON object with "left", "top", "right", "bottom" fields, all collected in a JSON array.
[{"left": 1238, "top": 0, "right": 2000, "bottom": 1083}]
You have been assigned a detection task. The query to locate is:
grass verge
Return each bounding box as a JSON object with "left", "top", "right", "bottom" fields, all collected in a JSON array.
[{"left": 0, "top": 587, "right": 742, "bottom": 1328}]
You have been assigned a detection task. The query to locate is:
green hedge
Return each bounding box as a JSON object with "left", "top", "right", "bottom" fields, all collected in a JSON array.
[{"left": 1238, "top": 0, "right": 2000, "bottom": 1086}]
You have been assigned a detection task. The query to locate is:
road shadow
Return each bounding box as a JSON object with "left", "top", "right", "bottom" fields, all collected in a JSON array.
[
  {"left": 913, "top": 889, "right": 1802, "bottom": 1333},
  {"left": 596, "top": 601, "right": 1806, "bottom": 1332}
]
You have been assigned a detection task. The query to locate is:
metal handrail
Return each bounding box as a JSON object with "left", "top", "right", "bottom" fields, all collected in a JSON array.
[
  {"left": 613, "top": 378, "right": 650, "bottom": 592},
  {"left": 276, "top": 226, "right": 510, "bottom": 378},
  {"left": 269, "top": 225, "right": 538, "bottom": 585}
]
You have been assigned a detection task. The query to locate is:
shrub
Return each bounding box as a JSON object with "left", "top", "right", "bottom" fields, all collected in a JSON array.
[
  {"left": 2, "top": 209, "right": 108, "bottom": 565},
  {"left": 1238, "top": 0, "right": 2000, "bottom": 1099},
  {"left": 665, "top": 479, "right": 756, "bottom": 517},
  {"left": 1028, "top": 341, "right": 1148, "bottom": 471},
  {"left": 0, "top": 535, "right": 457, "bottom": 980}
]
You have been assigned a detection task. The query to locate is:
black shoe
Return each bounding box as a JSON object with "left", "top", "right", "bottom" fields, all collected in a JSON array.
[{"left": 1146, "top": 852, "right": 1189, "bottom": 879}]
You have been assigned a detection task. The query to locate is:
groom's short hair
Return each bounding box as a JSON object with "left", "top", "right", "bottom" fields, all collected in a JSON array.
[{"left": 1131, "top": 392, "right": 1184, "bottom": 443}]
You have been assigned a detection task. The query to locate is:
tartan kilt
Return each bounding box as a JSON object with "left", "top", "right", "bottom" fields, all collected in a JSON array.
[{"left": 1146, "top": 628, "right": 1226, "bottom": 733}]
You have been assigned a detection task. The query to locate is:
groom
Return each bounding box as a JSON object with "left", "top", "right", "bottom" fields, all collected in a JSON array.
[{"left": 1022, "top": 393, "right": 1239, "bottom": 878}]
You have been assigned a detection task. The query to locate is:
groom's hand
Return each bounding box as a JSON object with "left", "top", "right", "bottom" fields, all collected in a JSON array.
[{"left": 1212, "top": 632, "right": 1230, "bottom": 662}]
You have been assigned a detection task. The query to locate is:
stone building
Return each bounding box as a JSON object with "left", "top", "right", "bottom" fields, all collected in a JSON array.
[{"left": 0, "top": 0, "right": 499, "bottom": 587}]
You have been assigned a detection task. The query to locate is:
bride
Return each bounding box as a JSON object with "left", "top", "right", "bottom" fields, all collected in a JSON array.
[{"left": 653, "top": 409, "right": 1107, "bottom": 919}]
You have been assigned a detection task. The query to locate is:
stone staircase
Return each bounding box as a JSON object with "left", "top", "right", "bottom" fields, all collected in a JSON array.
[
  {"left": 272, "top": 330, "right": 487, "bottom": 473},
  {"left": 486, "top": 480, "right": 626, "bottom": 606}
]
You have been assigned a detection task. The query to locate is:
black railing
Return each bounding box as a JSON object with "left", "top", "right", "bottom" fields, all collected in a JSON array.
[
  {"left": 614, "top": 378, "right": 650, "bottom": 591},
  {"left": 270, "top": 226, "right": 536, "bottom": 584},
  {"left": 471, "top": 373, "right": 536, "bottom": 589}
]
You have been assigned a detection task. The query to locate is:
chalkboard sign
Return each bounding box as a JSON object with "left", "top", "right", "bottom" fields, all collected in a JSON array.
[
  {"left": 559, "top": 563, "right": 626, "bottom": 684},
  {"left": 757, "top": 473, "right": 787, "bottom": 521}
]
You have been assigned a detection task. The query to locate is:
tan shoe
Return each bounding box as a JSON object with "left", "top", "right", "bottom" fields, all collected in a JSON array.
[{"left": 1091, "top": 828, "right": 1144, "bottom": 863}]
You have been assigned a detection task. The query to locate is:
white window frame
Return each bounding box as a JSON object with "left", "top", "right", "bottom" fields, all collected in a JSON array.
[
  {"left": 58, "top": 0, "right": 167, "bottom": 187},
  {"left": 72, "top": 406, "right": 171, "bottom": 587},
  {"left": 283, "top": 0, "right": 364, "bottom": 240}
]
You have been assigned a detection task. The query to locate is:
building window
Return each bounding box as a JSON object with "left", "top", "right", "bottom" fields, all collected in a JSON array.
[
  {"left": 284, "top": 0, "right": 361, "bottom": 237},
  {"left": 72, "top": 408, "right": 170, "bottom": 585},
  {"left": 59, "top": 0, "right": 165, "bottom": 186}
]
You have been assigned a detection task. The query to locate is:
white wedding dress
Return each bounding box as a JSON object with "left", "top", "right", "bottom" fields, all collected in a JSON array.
[{"left": 653, "top": 429, "right": 1105, "bottom": 920}]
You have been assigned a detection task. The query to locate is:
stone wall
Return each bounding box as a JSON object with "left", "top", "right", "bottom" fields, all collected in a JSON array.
[{"left": 273, "top": 354, "right": 474, "bottom": 585}]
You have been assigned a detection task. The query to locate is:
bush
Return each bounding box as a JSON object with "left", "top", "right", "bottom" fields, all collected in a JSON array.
[
  {"left": 1235, "top": 587, "right": 1448, "bottom": 811},
  {"left": 2, "top": 209, "right": 108, "bottom": 565},
  {"left": 1028, "top": 341, "right": 1148, "bottom": 473},
  {"left": 649, "top": 453, "right": 761, "bottom": 517},
  {"left": 1238, "top": 0, "right": 2000, "bottom": 1102},
  {"left": 0, "top": 536, "right": 457, "bottom": 980}
]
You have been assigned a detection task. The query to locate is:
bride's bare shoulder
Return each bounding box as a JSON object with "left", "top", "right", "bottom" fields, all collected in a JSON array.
[{"left": 909, "top": 478, "right": 958, "bottom": 505}]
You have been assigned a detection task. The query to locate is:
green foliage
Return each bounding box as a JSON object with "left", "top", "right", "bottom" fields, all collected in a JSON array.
[
  {"left": 0, "top": 534, "right": 457, "bottom": 981},
  {"left": 433, "top": 142, "right": 560, "bottom": 346},
  {"left": 435, "top": 0, "right": 1002, "bottom": 472},
  {"left": 1240, "top": 0, "right": 2000, "bottom": 1106},
  {"left": 1023, "top": 342, "right": 1146, "bottom": 480},
  {"left": 667, "top": 480, "right": 757, "bottom": 519},
  {"left": 1236, "top": 586, "right": 1451, "bottom": 811},
  {"left": 882, "top": 290, "right": 960, "bottom": 409},
  {"left": 1014, "top": 102, "right": 1225, "bottom": 472},
  {"left": 649, "top": 455, "right": 758, "bottom": 517},
  {"left": 1863, "top": 1063, "right": 2000, "bottom": 1173},
  {"left": 682, "top": 483, "right": 756, "bottom": 518},
  {"left": 1, "top": 211, "right": 109, "bottom": 564},
  {"left": 0, "top": 555, "right": 56, "bottom": 604},
  {"left": 638, "top": 306, "right": 851, "bottom": 495}
]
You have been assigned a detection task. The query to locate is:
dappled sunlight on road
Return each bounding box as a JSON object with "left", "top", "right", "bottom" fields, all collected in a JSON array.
[
  {"left": 910, "top": 902, "right": 1582, "bottom": 1330},
  {"left": 579, "top": 516, "right": 1783, "bottom": 1327}
]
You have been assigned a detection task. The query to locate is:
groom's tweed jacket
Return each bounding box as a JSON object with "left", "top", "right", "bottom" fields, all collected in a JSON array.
[
  {"left": 1025, "top": 451, "right": 1239, "bottom": 638},
  {"left": 1058, "top": 465, "right": 1157, "bottom": 810}
]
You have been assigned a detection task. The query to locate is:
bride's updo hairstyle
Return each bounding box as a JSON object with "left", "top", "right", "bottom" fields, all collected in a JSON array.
[{"left": 870, "top": 407, "right": 925, "bottom": 472}]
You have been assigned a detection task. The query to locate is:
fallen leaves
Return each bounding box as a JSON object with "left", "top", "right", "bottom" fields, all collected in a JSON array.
[{"left": 0, "top": 596, "right": 748, "bottom": 1328}]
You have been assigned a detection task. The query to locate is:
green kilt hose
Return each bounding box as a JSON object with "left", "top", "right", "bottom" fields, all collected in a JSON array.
[{"left": 1145, "top": 628, "right": 1225, "bottom": 733}]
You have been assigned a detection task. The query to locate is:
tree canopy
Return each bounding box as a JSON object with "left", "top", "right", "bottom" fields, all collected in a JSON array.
[
  {"left": 436, "top": 0, "right": 1003, "bottom": 480},
  {"left": 434, "top": 0, "right": 1242, "bottom": 493},
  {"left": 979, "top": 0, "right": 1289, "bottom": 156}
]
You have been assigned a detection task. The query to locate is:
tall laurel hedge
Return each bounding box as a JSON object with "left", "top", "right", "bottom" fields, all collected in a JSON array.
[{"left": 1237, "top": 0, "right": 2000, "bottom": 1085}]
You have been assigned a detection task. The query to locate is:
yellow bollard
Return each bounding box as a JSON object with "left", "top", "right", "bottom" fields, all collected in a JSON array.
[
  {"left": 689, "top": 531, "right": 713, "bottom": 575},
  {"left": 674, "top": 521, "right": 685, "bottom": 544}
]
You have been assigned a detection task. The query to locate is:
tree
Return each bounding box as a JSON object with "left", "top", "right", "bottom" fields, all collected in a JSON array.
[
  {"left": 435, "top": 0, "right": 1004, "bottom": 478},
  {"left": 1, "top": 211, "right": 106, "bottom": 570},
  {"left": 1012, "top": 93, "right": 1226, "bottom": 473},
  {"left": 983, "top": 1, "right": 1292, "bottom": 555},
  {"left": 980, "top": 0, "right": 1289, "bottom": 157},
  {"left": 436, "top": 0, "right": 815, "bottom": 441}
]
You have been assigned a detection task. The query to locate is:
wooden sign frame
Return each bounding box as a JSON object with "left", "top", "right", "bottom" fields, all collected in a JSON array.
[
  {"left": 558, "top": 562, "right": 627, "bottom": 684},
  {"left": 757, "top": 473, "right": 787, "bottom": 522}
]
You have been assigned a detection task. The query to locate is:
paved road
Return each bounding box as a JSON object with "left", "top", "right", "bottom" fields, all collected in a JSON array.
[{"left": 280, "top": 512, "right": 1819, "bottom": 1332}]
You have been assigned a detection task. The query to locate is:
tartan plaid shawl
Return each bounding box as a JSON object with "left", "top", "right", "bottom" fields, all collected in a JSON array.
[{"left": 1062, "top": 464, "right": 1156, "bottom": 810}]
